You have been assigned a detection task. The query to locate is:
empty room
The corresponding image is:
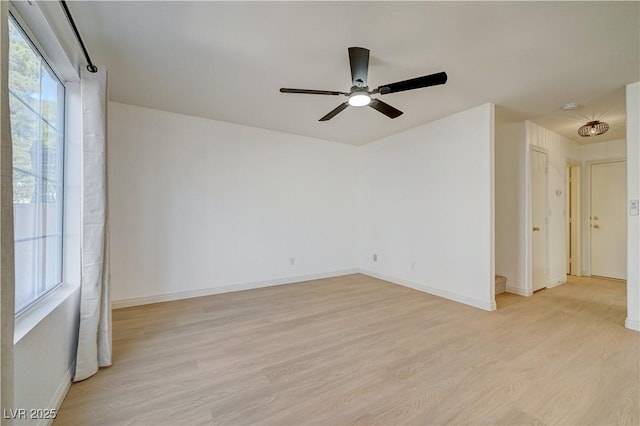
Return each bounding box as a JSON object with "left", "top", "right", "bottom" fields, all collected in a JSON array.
[{"left": 1, "top": 1, "right": 639, "bottom": 425}]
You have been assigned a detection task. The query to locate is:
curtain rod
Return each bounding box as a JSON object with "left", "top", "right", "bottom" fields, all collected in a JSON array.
[{"left": 59, "top": 0, "right": 97, "bottom": 73}]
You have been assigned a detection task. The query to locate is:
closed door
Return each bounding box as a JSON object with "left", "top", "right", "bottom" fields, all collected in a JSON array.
[
  {"left": 591, "top": 161, "right": 626, "bottom": 279},
  {"left": 531, "top": 148, "right": 548, "bottom": 291}
]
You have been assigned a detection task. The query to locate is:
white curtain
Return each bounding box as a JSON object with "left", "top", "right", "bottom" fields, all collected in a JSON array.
[{"left": 74, "top": 67, "right": 111, "bottom": 382}]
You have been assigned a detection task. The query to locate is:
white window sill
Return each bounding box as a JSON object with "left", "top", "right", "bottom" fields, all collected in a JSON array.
[{"left": 14, "top": 283, "right": 79, "bottom": 344}]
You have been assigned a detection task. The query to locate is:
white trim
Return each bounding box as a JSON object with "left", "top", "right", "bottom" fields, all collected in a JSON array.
[
  {"left": 566, "top": 163, "right": 582, "bottom": 276},
  {"left": 524, "top": 135, "right": 531, "bottom": 294},
  {"left": 489, "top": 104, "right": 496, "bottom": 304},
  {"left": 13, "top": 284, "right": 79, "bottom": 344},
  {"left": 9, "top": 1, "right": 79, "bottom": 82},
  {"left": 625, "top": 317, "right": 640, "bottom": 332},
  {"left": 505, "top": 285, "right": 533, "bottom": 297},
  {"left": 359, "top": 269, "right": 496, "bottom": 311},
  {"left": 583, "top": 161, "right": 590, "bottom": 276},
  {"left": 111, "top": 269, "right": 358, "bottom": 309},
  {"left": 584, "top": 158, "right": 627, "bottom": 278},
  {"left": 547, "top": 279, "right": 566, "bottom": 289},
  {"left": 528, "top": 144, "right": 550, "bottom": 293},
  {"left": 40, "top": 362, "right": 74, "bottom": 426}
]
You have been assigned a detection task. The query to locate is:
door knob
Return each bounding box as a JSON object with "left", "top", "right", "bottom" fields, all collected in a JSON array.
[
  {"left": 593, "top": 224, "right": 600, "bottom": 229},
  {"left": 532, "top": 226, "right": 540, "bottom": 232}
]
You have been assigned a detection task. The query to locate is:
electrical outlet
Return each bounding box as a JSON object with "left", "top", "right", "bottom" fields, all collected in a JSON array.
[
  {"left": 290, "top": 257, "right": 295, "bottom": 266},
  {"left": 411, "top": 262, "right": 415, "bottom": 270},
  {"left": 630, "top": 200, "right": 639, "bottom": 216},
  {"left": 373, "top": 254, "right": 378, "bottom": 262}
]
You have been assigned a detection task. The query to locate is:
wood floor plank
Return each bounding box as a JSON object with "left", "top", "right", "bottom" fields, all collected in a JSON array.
[{"left": 55, "top": 274, "right": 639, "bottom": 425}]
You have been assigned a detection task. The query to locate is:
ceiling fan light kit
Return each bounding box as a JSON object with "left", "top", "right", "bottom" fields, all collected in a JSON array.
[
  {"left": 280, "top": 47, "right": 447, "bottom": 121},
  {"left": 348, "top": 92, "right": 371, "bottom": 107},
  {"left": 578, "top": 120, "right": 609, "bottom": 137}
]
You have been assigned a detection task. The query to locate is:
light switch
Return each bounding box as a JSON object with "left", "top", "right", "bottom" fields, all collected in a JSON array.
[{"left": 631, "top": 200, "right": 640, "bottom": 216}]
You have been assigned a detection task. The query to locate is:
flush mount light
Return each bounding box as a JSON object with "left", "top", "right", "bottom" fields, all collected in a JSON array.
[
  {"left": 562, "top": 103, "right": 578, "bottom": 111},
  {"left": 348, "top": 92, "right": 371, "bottom": 107},
  {"left": 578, "top": 120, "right": 609, "bottom": 137}
]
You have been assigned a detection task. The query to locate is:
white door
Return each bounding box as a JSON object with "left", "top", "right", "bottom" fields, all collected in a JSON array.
[
  {"left": 591, "top": 161, "right": 626, "bottom": 279},
  {"left": 531, "top": 148, "right": 548, "bottom": 291}
]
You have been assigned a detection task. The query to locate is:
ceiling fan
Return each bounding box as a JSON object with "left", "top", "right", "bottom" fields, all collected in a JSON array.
[{"left": 280, "top": 47, "right": 447, "bottom": 121}]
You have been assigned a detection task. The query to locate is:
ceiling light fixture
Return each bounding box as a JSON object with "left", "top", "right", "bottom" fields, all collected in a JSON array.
[
  {"left": 578, "top": 120, "right": 609, "bottom": 137},
  {"left": 562, "top": 103, "right": 578, "bottom": 111},
  {"left": 348, "top": 92, "right": 371, "bottom": 107}
]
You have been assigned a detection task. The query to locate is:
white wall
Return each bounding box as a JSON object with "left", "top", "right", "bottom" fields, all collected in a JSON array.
[
  {"left": 526, "top": 121, "right": 581, "bottom": 286},
  {"left": 13, "top": 289, "right": 79, "bottom": 424},
  {"left": 358, "top": 103, "right": 495, "bottom": 311},
  {"left": 581, "top": 138, "right": 626, "bottom": 162},
  {"left": 495, "top": 115, "right": 526, "bottom": 292},
  {"left": 108, "top": 102, "right": 359, "bottom": 305},
  {"left": 626, "top": 82, "right": 640, "bottom": 331}
]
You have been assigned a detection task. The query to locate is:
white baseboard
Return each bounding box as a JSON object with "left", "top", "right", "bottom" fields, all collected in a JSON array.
[
  {"left": 111, "top": 269, "right": 359, "bottom": 309},
  {"left": 42, "top": 362, "right": 74, "bottom": 426},
  {"left": 625, "top": 317, "right": 640, "bottom": 332},
  {"left": 547, "top": 278, "right": 566, "bottom": 289},
  {"left": 506, "top": 285, "right": 532, "bottom": 296},
  {"left": 358, "top": 269, "right": 496, "bottom": 311}
]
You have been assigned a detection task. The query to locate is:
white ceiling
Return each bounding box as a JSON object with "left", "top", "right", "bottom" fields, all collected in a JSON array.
[
  {"left": 57, "top": 1, "right": 639, "bottom": 145},
  {"left": 533, "top": 87, "right": 627, "bottom": 144}
]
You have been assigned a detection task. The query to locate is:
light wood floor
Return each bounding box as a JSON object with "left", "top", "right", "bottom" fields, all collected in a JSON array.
[{"left": 56, "top": 274, "right": 639, "bottom": 425}]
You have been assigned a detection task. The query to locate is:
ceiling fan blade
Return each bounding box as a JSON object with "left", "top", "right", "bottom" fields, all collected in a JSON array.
[
  {"left": 369, "top": 98, "right": 403, "bottom": 119},
  {"left": 280, "top": 88, "right": 348, "bottom": 96},
  {"left": 319, "top": 102, "right": 349, "bottom": 121},
  {"left": 377, "top": 71, "right": 447, "bottom": 95},
  {"left": 348, "top": 47, "right": 370, "bottom": 87}
]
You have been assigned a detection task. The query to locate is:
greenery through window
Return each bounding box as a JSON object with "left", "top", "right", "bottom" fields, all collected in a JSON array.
[{"left": 9, "top": 16, "right": 65, "bottom": 313}]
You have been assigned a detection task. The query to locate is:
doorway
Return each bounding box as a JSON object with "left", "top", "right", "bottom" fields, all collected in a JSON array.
[
  {"left": 531, "top": 147, "right": 549, "bottom": 292},
  {"left": 590, "top": 160, "right": 627, "bottom": 280}
]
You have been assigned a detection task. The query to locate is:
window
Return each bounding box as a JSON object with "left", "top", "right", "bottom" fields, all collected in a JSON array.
[{"left": 9, "top": 16, "right": 65, "bottom": 314}]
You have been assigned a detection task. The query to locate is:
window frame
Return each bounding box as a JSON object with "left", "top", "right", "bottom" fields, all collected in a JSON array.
[{"left": 9, "top": 12, "right": 67, "bottom": 316}]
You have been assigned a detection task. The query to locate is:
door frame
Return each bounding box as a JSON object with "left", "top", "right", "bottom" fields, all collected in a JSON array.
[
  {"left": 566, "top": 162, "right": 581, "bottom": 276},
  {"left": 585, "top": 158, "right": 626, "bottom": 277},
  {"left": 526, "top": 145, "right": 550, "bottom": 295}
]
